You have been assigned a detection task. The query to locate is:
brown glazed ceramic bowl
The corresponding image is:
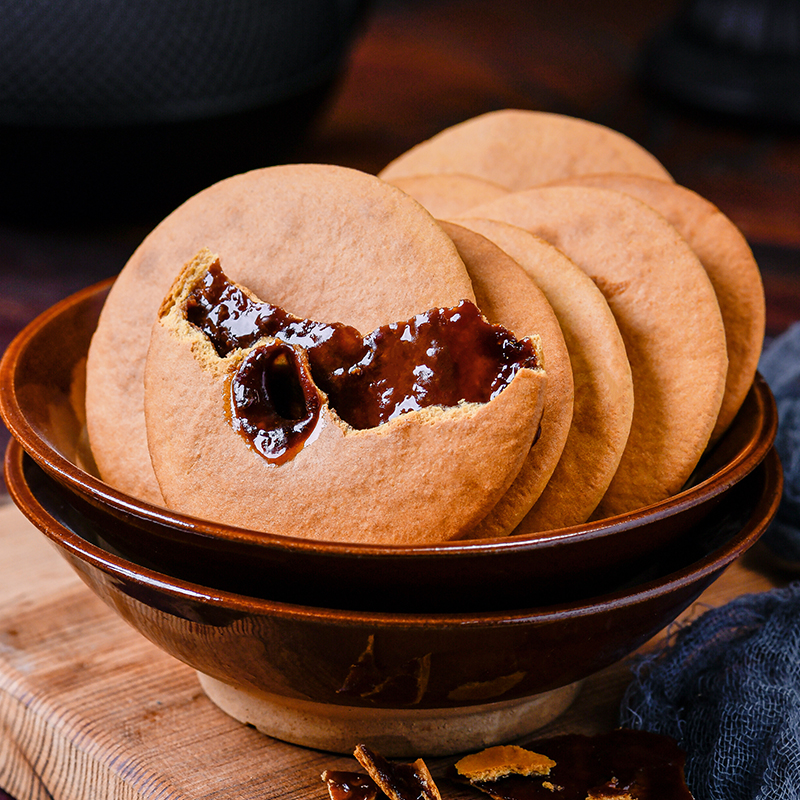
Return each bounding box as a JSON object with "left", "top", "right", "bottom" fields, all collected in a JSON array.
[
  {"left": 4, "top": 436, "right": 782, "bottom": 756},
  {"left": 0, "top": 280, "right": 779, "bottom": 613}
]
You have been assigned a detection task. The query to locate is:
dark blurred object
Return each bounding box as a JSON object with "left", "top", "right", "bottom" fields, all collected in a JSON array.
[
  {"left": 640, "top": 0, "right": 800, "bottom": 124},
  {"left": 0, "top": 0, "right": 369, "bottom": 223}
]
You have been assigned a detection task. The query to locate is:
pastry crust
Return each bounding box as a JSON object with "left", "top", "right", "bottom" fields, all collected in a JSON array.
[
  {"left": 551, "top": 173, "right": 765, "bottom": 442},
  {"left": 466, "top": 186, "right": 728, "bottom": 517},
  {"left": 379, "top": 109, "right": 672, "bottom": 190},
  {"left": 85, "top": 164, "right": 475, "bottom": 504},
  {"left": 438, "top": 222, "right": 574, "bottom": 539},
  {"left": 454, "top": 218, "right": 634, "bottom": 532},
  {"left": 454, "top": 745, "right": 556, "bottom": 781},
  {"left": 143, "top": 249, "right": 547, "bottom": 545}
]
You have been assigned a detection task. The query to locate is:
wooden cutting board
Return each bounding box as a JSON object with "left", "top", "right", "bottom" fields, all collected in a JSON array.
[{"left": 0, "top": 501, "right": 786, "bottom": 800}]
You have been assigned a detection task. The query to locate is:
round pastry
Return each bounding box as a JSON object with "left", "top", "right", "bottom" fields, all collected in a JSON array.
[
  {"left": 378, "top": 109, "right": 672, "bottom": 190},
  {"left": 143, "top": 248, "right": 547, "bottom": 545},
  {"left": 438, "top": 222, "right": 574, "bottom": 539},
  {"left": 464, "top": 185, "right": 728, "bottom": 517},
  {"left": 85, "top": 164, "right": 476, "bottom": 504},
  {"left": 549, "top": 173, "right": 765, "bottom": 442},
  {"left": 386, "top": 173, "right": 509, "bottom": 218},
  {"left": 453, "top": 218, "right": 634, "bottom": 532}
]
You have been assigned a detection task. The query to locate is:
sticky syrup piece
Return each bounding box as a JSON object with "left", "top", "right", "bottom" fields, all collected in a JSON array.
[
  {"left": 353, "top": 744, "right": 442, "bottom": 800},
  {"left": 452, "top": 730, "right": 694, "bottom": 800},
  {"left": 228, "top": 341, "right": 322, "bottom": 465},
  {"left": 183, "top": 258, "right": 540, "bottom": 460},
  {"left": 321, "top": 770, "right": 380, "bottom": 800}
]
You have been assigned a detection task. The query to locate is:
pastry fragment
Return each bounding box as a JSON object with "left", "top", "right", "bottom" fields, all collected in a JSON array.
[
  {"left": 325, "top": 731, "right": 693, "bottom": 800},
  {"left": 321, "top": 746, "right": 442, "bottom": 800},
  {"left": 379, "top": 109, "right": 672, "bottom": 190},
  {"left": 454, "top": 745, "right": 555, "bottom": 781},
  {"left": 353, "top": 745, "right": 442, "bottom": 800},
  {"left": 452, "top": 731, "right": 694, "bottom": 799},
  {"left": 144, "top": 249, "right": 547, "bottom": 544}
]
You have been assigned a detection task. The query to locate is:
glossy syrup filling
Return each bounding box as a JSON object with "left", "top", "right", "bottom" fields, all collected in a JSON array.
[{"left": 184, "top": 259, "right": 540, "bottom": 462}]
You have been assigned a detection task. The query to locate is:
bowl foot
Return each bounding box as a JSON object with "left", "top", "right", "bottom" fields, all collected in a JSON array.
[{"left": 196, "top": 672, "right": 583, "bottom": 757}]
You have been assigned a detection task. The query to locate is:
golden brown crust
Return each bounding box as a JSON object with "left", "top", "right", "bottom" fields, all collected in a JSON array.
[
  {"left": 438, "top": 222, "right": 574, "bottom": 538},
  {"left": 143, "top": 252, "right": 547, "bottom": 545},
  {"left": 550, "top": 173, "right": 765, "bottom": 443},
  {"left": 466, "top": 185, "right": 728, "bottom": 517},
  {"left": 454, "top": 745, "right": 556, "bottom": 781},
  {"left": 378, "top": 110, "right": 672, "bottom": 190},
  {"left": 85, "top": 164, "right": 475, "bottom": 503},
  {"left": 453, "top": 218, "right": 634, "bottom": 532}
]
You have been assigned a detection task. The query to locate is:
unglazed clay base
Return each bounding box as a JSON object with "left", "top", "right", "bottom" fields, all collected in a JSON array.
[{"left": 197, "top": 672, "right": 583, "bottom": 756}]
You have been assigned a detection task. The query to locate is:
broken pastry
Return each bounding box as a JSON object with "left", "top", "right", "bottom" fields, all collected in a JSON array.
[
  {"left": 452, "top": 730, "right": 694, "bottom": 799},
  {"left": 86, "top": 162, "right": 476, "bottom": 505},
  {"left": 353, "top": 744, "right": 442, "bottom": 800},
  {"left": 143, "top": 248, "right": 547, "bottom": 545},
  {"left": 454, "top": 744, "right": 556, "bottom": 782}
]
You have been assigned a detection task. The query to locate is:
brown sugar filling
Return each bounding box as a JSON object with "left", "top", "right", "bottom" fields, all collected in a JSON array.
[
  {"left": 184, "top": 259, "right": 540, "bottom": 462},
  {"left": 227, "top": 341, "right": 323, "bottom": 465}
]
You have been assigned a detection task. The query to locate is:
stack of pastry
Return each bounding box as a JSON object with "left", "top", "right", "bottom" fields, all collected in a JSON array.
[{"left": 84, "top": 110, "right": 765, "bottom": 545}]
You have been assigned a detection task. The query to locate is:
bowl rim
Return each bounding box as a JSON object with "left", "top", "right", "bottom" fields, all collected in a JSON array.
[
  {"left": 4, "top": 435, "right": 783, "bottom": 626},
  {"left": 0, "top": 278, "right": 779, "bottom": 557}
]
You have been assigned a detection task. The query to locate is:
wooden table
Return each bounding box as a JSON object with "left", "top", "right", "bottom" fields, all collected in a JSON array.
[{"left": 1, "top": 0, "right": 799, "bottom": 797}]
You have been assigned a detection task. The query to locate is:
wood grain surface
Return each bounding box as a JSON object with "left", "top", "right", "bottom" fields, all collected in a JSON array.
[{"left": 0, "top": 500, "right": 791, "bottom": 800}]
